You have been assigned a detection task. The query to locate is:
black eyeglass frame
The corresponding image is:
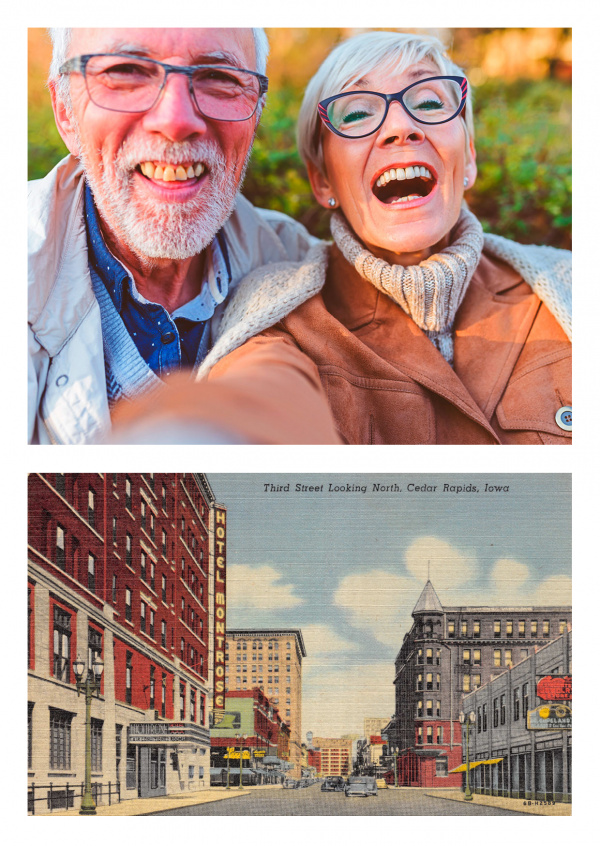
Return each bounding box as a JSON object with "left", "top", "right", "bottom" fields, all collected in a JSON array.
[
  {"left": 59, "top": 53, "right": 269, "bottom": 121},
  {"left": 317, "top": 75, "right": 468, "bottom": 138}
]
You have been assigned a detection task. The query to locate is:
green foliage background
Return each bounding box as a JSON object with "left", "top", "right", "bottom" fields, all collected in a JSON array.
[{"left": 29, "top": 31, "right": 571, "bottom": 250}]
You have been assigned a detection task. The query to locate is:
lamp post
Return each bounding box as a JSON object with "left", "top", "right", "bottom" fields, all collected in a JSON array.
[
  {"left": 235, "top": 733, "right": 247, "bottom": 789},
  {"left": 458, "top": 710, "right": 476, "bottom": 802},
  {"left": 73, "top": 656, "right": 104, "bottom": 815},
  {"left": 226, "top": 743, "right": 232, "bottom": 789}
]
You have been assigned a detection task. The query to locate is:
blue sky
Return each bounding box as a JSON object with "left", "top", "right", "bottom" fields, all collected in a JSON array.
[{"left": 210, "top": 474, "right": 571, "bottom": 738}]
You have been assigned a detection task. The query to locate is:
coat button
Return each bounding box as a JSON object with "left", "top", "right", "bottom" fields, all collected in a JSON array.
[
  {"left": 555, "top": 406, "right": 572, "bottom": 431},
  {"left": 55, "top": 374, "right": 68, "bottom": 387},
  {"left": 161, "top": 332, "right": 176, "bottom": 345}
]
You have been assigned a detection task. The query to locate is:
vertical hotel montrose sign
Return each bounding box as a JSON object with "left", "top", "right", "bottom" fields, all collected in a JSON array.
[{"left": 214, "top": 507, "right": 227, "bottom": 711}]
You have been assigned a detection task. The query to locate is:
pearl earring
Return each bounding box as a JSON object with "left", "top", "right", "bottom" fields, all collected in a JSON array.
[
  {"left": 463, "top": 177, "right": 469, "bottom": 188},
  {"left": 328, "top": 198, "right": 337, "bottom": 208}
]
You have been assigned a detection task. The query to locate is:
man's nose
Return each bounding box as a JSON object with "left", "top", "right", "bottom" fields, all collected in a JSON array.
[
  {"left": 142, "top": 71, "right": 207, "bottom": 141},
  {"left": 375, "top": 99, "right": 426, "bottom": 146}
]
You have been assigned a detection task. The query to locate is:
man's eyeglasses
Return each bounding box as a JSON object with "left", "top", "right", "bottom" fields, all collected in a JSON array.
[
  {"left": 59, "top": 53, "right": 269, "bottom": 122},
  {"left": 318, "top": 76, "right": 468, "bottom": 139}
]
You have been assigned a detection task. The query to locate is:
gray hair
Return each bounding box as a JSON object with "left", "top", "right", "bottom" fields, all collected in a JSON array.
[
  {"left": 297, "top": 30, "right": 474, "bottom": 174},
  {"left": 48, "top": 27, "right": 270, "bottom": 107}
]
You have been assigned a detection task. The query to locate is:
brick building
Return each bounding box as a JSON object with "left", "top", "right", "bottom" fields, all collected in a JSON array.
[
  {"left": 461, "top": 628, "right": 571, "bottom": 803},
  {"left": 210, "top": 687, "right": 291, "bottom": 784},
  {"left": 27, "top": 472, "right": 226, "bottom": 811},
  {"left": 225, "top": 629, "right": 305, "bottom": 776},
  {"left": 389, "top": 580, "right": 571, "bottom": 789},
  {"left": 310, "top": 737, "right": 352, "bottom": 777}
]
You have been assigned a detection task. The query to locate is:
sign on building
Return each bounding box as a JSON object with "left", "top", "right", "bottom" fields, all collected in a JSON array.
[
  {"left": 527, "top": 704, "right": 572, "bottom": 731},
  {"left": 536, "top": 675, "right": 572, "bottom": 701}
]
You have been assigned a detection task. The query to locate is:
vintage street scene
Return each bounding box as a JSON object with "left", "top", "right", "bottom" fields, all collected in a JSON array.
[{"left": 27, "top": 473, "right": 571, "bottom": 816}]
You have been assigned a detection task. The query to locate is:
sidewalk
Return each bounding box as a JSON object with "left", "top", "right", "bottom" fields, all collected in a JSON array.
[
  {"left": 31, "top": 784, "right": 283, "bottom": 817},
  {"left": 425, "top": 789, "right": 571, "bottom": 816}
]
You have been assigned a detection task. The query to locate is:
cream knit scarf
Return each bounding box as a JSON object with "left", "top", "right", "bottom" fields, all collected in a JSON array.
[{"left": 330, "top": 207, "right": 484, "bottom": 364}]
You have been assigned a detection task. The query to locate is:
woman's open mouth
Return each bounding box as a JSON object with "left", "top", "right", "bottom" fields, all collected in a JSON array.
[{"left": 372, "top": 165, "right": 436, "bottom": 205}]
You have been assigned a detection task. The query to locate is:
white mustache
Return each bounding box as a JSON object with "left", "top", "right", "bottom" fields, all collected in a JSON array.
[{"left": 115, "top": 139, "right": 227, "bottom": 174}]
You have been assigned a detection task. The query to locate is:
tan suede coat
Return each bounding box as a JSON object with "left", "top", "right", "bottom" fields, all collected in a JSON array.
[{"left": 209, "top": 244, "right": 571, "bottom": 445}]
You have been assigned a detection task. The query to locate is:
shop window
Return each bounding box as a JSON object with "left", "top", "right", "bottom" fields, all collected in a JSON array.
[
  {"left": 91, "top": 718, "right": 103, "bottom": 771},
  {"left": 126, "top": 745, "right": 136, "bottom": 789},
  {"left": 49, "top": 708, "right": 73, "bottom": 769},
  {"left": 52, "top": 605, "right": 72, "bottom": 683},
  {"left": 436, "top": 757, "right": 448, "bottom": 777}
]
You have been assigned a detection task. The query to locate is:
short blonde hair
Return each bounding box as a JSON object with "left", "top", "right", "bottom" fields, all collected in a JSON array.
[{"left": 297, "top": 30, "right": 474, "bottom": 173}]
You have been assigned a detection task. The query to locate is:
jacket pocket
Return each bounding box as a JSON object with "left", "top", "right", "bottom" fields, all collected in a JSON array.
[
  {"left": 320, "top": 366, "right": 435, "bottom": 444},
  {"left": 495, "top": 351, "right": 571, "bottom": 443}
]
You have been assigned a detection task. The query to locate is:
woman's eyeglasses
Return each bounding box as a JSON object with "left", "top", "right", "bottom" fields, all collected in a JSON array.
[
  {"left": 59, "top": 53, "right": 269, "bottom": 122},
  {"left": 318, "top": 76, "right": 467, "bottom": 139}
]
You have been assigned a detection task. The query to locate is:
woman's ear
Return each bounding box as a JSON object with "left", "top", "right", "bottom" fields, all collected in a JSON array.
[
  {"left": 306, "top": 159, "right": 337, "bottom": 210},
  {"left": 463, "top": 136, "right": 477, "bottom": 190},
  {"left": 49, "top": 79, "right": 81, "bottom": 157}
]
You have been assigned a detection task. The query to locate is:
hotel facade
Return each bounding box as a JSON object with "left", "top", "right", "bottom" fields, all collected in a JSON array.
[{"left": 27, "top": 473, "right": 226, "bottom": 812}]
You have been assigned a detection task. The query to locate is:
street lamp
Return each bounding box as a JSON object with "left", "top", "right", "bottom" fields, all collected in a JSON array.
[
  {"left": 73, "top": 656, "right": 104, "bottom": 815},
  {"left": 458, "top": 710, "right": 476, "bottom": 802},
  {"left": 392, "top": 745, "right": 399, "bottom": 788},
  {"left": 235, "top": 733, "right": 248, "bottom": 790}
]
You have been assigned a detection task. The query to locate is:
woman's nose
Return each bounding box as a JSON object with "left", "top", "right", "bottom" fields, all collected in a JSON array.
[{"left": 375, "top": 99, "right": 426, "bottom": 146}]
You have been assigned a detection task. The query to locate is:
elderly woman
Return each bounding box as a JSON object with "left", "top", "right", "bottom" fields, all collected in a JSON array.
[{"left": 117, "top": 31, "right": 572, "bottom": 445}]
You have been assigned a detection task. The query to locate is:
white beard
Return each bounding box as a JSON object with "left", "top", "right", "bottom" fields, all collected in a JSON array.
[{"left": 78, "top": 135, "right": 251, "bottom": 260}]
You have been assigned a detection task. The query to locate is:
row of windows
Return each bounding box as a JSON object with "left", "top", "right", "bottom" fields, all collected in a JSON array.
[
  {"left": 416, "top": 648, "right": 442, "bottom": 665},
  {"left": 416, "top": 725, "right": 444, "bottom": 745},
  {"left": 232, "top": 640, "right": 293, "bottom": 651},
  {"left": 448, "top": 619, "right": 568, "bottom": 638},
  {"left": 416, "top": 700, "right": 441, "bottom": 718},
  {"left": 476, "top": 684, "right": 529, "bottom": 732},
  {"left": 416, "top": 673, "right": 441, "bottom": 691}
]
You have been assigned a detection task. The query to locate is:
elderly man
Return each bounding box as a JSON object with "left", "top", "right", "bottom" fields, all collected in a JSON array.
[{"left": 29, "top": 28, "right": 338, "bottom": 444}]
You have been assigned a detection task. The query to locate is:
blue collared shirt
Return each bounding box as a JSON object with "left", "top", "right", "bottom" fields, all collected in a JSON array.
[{"left": 84, "top": 184, "right": 231, "bottom": 376}]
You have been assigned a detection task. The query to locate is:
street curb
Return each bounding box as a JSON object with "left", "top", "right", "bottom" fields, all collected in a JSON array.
[{"left": 425, "top": 791, "right": 570, "bottom": 816}]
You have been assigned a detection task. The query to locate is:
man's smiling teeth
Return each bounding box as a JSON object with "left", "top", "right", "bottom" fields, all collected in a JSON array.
[
  {"left": 375, "top": 166, "right": 432, "bottom": 188},
  {"left": 140, "top": 162, "right": 205, "bottom": 181}
]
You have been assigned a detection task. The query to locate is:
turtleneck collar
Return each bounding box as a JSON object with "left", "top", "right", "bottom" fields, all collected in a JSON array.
[{"left": 330, "top": 206, "right": 484, "bottom": 364}]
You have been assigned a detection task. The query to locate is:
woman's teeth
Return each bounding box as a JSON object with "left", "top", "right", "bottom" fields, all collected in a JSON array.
[
  {"left": 139, "top": 162, "right": 205, "bottom": 182},
  {"left": 375, "top": 165, "right": 432, "bottom": 188}
]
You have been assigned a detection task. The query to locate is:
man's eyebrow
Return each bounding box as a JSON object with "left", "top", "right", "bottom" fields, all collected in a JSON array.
[{"left": 98, "top": 44, "right": 249, "bottom": 69}]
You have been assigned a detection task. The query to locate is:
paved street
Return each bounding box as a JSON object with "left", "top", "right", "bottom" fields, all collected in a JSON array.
[{"left": 148, "top": 784, "right": 527, "bottom": 816}]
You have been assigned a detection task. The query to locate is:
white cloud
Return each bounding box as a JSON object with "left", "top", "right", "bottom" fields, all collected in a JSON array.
[
  {"left": 532, "top": 575, "right": 572, "bottom": 606},
  {"left": 226, "top": 564, "right": 303, "bottom": 610},
  {"left": 303, "top": 662, "right": 395, "bottom": 738},
  {"left": 405, "top": 536, "right": 477, "bottom": 588},
  {"left": 333, "top": 570, "right": 416, "bottom": 647},
  {"left": 302, "top": 625, "right": 357, "bottom": 658}
]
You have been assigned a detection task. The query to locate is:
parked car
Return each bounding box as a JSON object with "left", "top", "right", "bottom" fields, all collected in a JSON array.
[
  {"left": 283, "top": 778, "right": 298, "bottom": 789},
  {"left": 345, "top": 776, "right": 378, "bottom": 797},
  {"left": 321, "top": 776, "right": 346, "bottom": 792}
]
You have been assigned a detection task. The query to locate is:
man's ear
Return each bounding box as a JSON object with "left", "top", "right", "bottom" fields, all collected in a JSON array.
[
  {"left": 49, "top": 79, "right": 80, "bottom": 157},
  {"left": 306, "top": 159, "right": 336, "bottom": 210},
  {"left": 463, "top": 135, "right": 477, "bottom": 190}
]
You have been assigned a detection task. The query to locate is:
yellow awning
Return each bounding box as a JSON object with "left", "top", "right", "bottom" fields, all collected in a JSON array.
[
  {"left": 449, "top": 761, "right": 483, "bottom": 773},
  {"left": 479, "top": 758, "right": 504, "bottom": 765}
]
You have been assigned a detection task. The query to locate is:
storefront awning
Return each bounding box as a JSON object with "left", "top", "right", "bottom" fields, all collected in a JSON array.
[
  {"left": 479, "top": 758, "right": 504, "bottom": 765},
  {"left": 449, "top": 761, "right": 484, "bottom": 773}
]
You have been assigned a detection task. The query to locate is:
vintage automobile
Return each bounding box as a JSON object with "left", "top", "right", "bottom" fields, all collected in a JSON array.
[
  {"left": 283, "top": 778, "right": 299, "bottom": 789},
  {"left": 320, "top": 776, "right": 346, "bottom": 792},
  {"left": 345, "top": 776, "right": 378, "bottom": 797}
]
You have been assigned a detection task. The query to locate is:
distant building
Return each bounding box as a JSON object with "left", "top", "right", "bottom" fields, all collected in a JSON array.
[
  {"left": 364, "top": 717, "right": 390, "bottom": 738},
  {"left": 311, "top": 737, "right": 352, "bottom": 777},
  {"left": 28, "top": 473, "right": 225, "bottom": 811},
  {"left": 389, "top": 580, "right": 571, "bottom": 789},
  {"left": 461, "top": 628, "right": 571, "bottom": 803},
  {"left": 225, "top": 629, "right": 306, "bottom": 777},
  {"left": 367, "top": 736, "right": 386, "bottom": 768}
]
